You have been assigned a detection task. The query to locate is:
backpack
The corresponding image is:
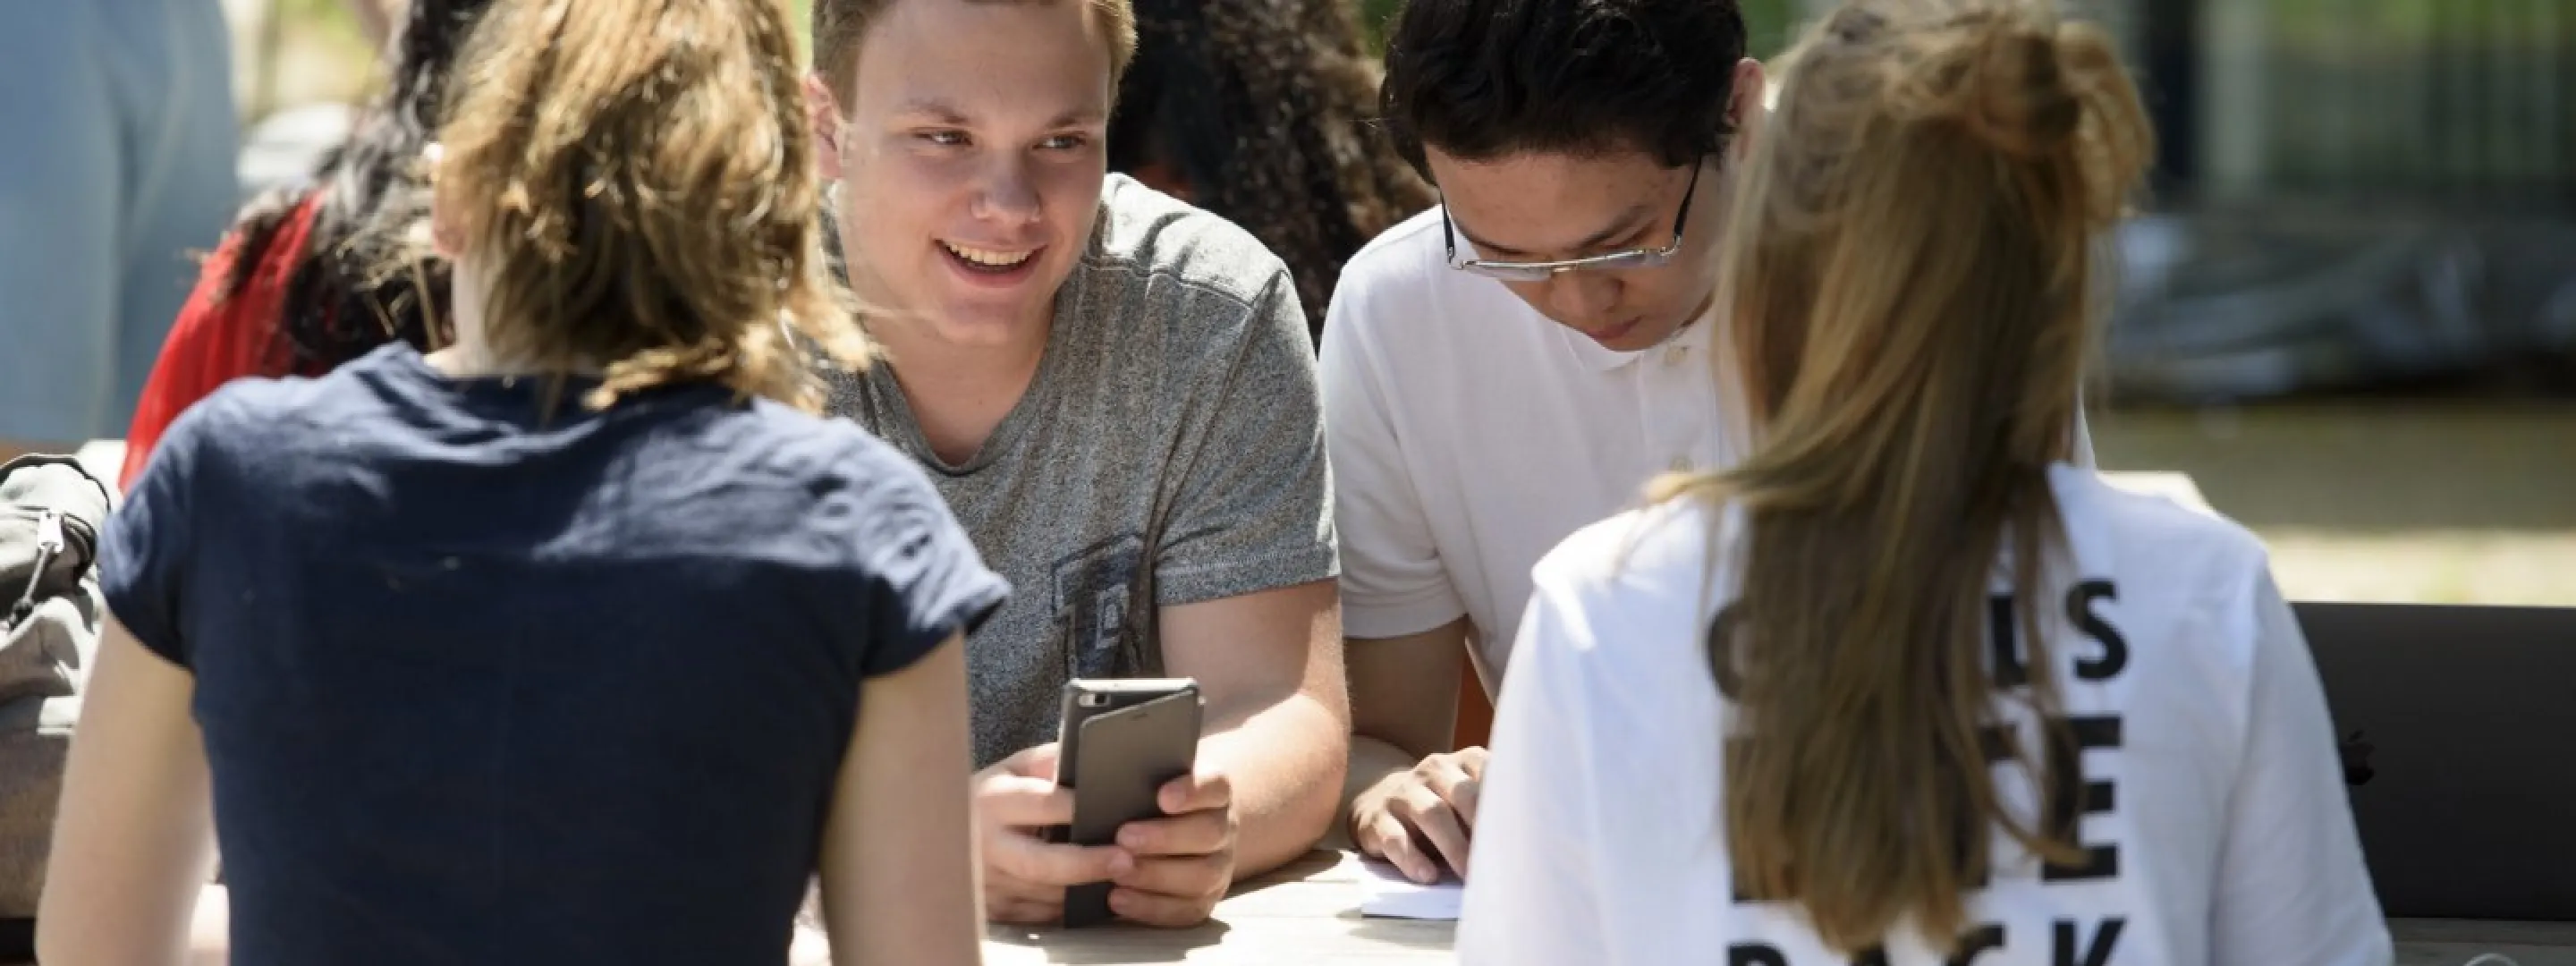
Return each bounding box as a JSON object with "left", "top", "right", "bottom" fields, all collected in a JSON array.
[{"left": 0, "top": 454, "right": 114, "bottom": 920}]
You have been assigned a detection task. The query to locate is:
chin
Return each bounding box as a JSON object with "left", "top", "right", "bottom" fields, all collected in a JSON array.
[
  {"left": 923, "top": 301, "right": 1046, "bottom": 347},
  {"left": 1614, "top": 313, "right": 1699, "bottom": 352},
  {"left": 1555, "top": 317, "right": 1658, "bottom": 352},
  {"left": 1591, "top": 330, "right": 1659, "bottom": 352}
]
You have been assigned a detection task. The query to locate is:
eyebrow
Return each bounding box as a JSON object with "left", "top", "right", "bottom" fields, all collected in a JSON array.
[
  {"left": 891, "top": 97, "right": 971, "bottom": 123},
  {"left": 890, "top": 97, "right": 1108, "bottom": 128},
  {"left": 1453, "top": 202, "right": 1656, "bottom": 260}
]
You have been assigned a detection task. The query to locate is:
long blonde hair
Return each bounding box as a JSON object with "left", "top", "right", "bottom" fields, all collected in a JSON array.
[
  {"left": 432, "top": 0, "right": 868, "bottom": 412},
  {"left": 1653, "top": 0, "right": 2153, "bottom": 951}
]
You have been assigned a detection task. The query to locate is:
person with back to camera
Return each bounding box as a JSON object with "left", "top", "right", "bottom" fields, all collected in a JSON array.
[
  {"left": 1458, "top": 1, "right": 2393, "bottom": 963},
  {"left": 36, "top": 1, "right": 1000, "bottom": 963}
]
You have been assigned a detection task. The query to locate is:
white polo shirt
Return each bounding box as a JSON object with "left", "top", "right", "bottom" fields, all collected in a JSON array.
[{"left": 1321, "top": 208, "right": 2092, "bottom": 691}]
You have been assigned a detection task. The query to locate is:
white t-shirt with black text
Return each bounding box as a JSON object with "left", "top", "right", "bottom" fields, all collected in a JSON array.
[{"left": 1459, "top": 464, "right": 2391, "bottom": 966}]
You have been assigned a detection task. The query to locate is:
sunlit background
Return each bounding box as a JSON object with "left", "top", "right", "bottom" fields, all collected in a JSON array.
[{"left": 221, "top": 0, "right": 2576, "bottom": 606}]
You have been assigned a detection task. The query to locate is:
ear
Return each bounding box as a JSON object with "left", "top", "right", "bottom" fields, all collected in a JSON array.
[
  {"left": 428, "top": 202, "right": 465, "bottom": 259},
  {"left": 1727, "top": 57, "right": 1767, "bottom": 162},
  {"left": 805, "top": 74, "right": 849, "bottom": 182},
  {"left": 422, "top": 143, "right": 465, "bottom": 258}
]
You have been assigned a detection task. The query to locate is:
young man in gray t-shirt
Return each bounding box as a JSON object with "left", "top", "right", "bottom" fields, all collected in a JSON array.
[{"left": 804, "top": 0, "right": 1349, "bottom": 930}]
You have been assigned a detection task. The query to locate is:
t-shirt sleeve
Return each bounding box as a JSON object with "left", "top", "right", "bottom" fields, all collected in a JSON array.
[
  {"left": 1318, "top": 268, "right": 1468, "bottom": 639},
  {"left": 1150, "top": 268, "right": 1339, "bottom": 606},
  {"left": 847, "top": 450, "right": 1011, "bottom": 679},
  {"left": 98, "top": 395, "right": 225, "bottom": 670},
  {"left": 2207, "top": 566, "right": 2393, "bottom": 965}
]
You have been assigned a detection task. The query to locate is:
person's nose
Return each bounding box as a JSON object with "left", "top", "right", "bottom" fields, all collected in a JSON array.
[
  {"left": 1544, "top": 271, "right": 1622, "bottom": 325},
  {"left": 970, "top": 156, "right": 1044, "bottom": 229}
]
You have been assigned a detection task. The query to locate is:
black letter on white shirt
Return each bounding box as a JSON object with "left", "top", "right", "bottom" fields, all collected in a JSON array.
[
  {"left": 2043, "top": 715, "right": 2123, "bottom": 881},
  {"left": 1987, "top": 595, "right": 2029, "bottom": 687},
  {"left": 2053, "top": 918, "right": 2125, "bottom": 966},
  {"left": 1730, "top": 945, "right": 1790, "bottom": 966},
  {"left": 2065, "top": 580, "right": 2128, "bottom": 682}
]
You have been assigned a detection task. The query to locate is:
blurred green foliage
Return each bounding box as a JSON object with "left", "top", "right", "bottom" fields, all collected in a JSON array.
[
  {"left": 790, "top": 0, "right": 814, "bottom": 61},
  {"left": 277, "top": 0, "right": 1809, "bottom": 81},
  {"left": 276, "top": 0, "right": 359, "bottom": 28}
]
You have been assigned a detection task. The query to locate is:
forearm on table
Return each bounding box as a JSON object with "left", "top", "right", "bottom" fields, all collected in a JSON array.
[
  {"left": 1200, "top": 692, "right": 1348, "bottom": 877},
  {"left": 1337, "top": 619, "right": 1471, "bottom": 826}
]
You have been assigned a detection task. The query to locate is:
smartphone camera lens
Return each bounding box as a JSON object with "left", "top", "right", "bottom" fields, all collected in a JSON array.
[{"left": 1078, "top": 693, "right": 1108, "bottom": 708}]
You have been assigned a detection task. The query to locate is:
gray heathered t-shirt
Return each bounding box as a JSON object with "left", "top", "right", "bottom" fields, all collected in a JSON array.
[{"left": 826, "top": 175, "right": 1339, "bottom": 767}]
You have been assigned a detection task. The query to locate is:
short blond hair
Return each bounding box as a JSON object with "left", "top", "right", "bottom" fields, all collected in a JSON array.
[{"left": 811, "top": 0, "right": 1138, "bottom": 104}]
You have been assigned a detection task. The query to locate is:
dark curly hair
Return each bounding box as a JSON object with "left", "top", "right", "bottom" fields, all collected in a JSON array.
[
  {"left": 1380, "top": 0, "right": 1749, "bottom": 171},
  {"left": 1110, "top": 0, "right": 1434, "bottom": 342},
  {"left": 214, "top": 0, "right": 493, "bottom": 370}
]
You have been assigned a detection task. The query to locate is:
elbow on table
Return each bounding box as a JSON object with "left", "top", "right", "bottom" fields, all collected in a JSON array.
[
  {"left": 1241, "top": 698, "right": 1352, "bottom": 875},
  {"left": 1292, "top": 725, "right": 1352, "bottom": 845}
]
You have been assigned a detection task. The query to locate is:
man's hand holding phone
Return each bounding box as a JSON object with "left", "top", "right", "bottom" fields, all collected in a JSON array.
[
  {"left": 1105, "top": 768, "right": 1237, "bottom": 926},
  {"left": 1350, "top": 746, "right": 1487, "bottom": 884},
  {"left": 970, "top": 745, "right": 1240, "bottom": 928},
  {"left": 977, "top": 678, "right": 1235, "bottom": 928},
  {"left": 973, "top": 743, "right": 1131, "bottom": 925}
]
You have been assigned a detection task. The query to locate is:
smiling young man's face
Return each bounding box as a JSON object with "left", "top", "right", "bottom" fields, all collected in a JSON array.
[{"left": 814, "top": 0, "right": 1114, "bottom": 347}]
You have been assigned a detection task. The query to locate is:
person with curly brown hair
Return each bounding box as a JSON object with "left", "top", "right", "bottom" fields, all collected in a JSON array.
[{"left": 1108, "top": 0, "right": 1435, "bottom": 343}]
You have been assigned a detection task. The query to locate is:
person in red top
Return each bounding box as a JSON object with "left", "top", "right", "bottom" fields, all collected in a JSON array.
[{"left": 120, "top": 0, "right": 495, "bottom": 488}]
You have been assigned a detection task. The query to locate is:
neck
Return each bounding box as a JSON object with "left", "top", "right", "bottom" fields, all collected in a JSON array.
[
  {"left": 861, "top": 304, "right": 1053, "bottom": 466},
  {"left": 424, "top": 343, "right": 585, "bottom": 380},
  {"left": 428, "top": 267, "right": 595, "bottom": 378},
  {"left": 865, "top": 308, "right": 1052, "bottom": 385},
  {"left": 425, "top": 275, "right": 508, "bottom": 377}
]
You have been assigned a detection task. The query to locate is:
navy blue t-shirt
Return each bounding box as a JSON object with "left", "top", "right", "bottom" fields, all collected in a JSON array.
[{"left": 99, "top": 343, "right": 1008, "bottom": 965}]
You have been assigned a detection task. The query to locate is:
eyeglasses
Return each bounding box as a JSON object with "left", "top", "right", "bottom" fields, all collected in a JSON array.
[{"left": 1440, "top": 162, "right": 1703, "bottom": 283}]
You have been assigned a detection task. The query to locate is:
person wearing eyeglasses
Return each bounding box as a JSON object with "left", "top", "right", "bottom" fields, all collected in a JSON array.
[{"left": 1321, "top": 0, "right": 2097, "bottom": 885}]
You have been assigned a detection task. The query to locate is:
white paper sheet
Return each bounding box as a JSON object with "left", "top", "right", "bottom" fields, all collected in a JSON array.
[{"left": 1356, "top": 856, "right": 1464, "bottom": 920}]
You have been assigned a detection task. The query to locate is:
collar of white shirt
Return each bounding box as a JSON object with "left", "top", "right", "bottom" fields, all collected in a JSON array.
[{"left": 1550, "top": 305, "right": 1716, "bottom": 373}]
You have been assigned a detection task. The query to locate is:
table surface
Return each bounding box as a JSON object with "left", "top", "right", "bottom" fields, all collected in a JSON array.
[
  {"left": 925, "top": 850, "right": 2576, "bottom": 966},
  {"left": 950, "top": 847, "right": 2576, "bottom": 965},
  {"left": 4, "top": 854, "right": 2567, "bottom": 966},
  {"left": 973, "top": 852, "right": 1453, "bottom": 965}
]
